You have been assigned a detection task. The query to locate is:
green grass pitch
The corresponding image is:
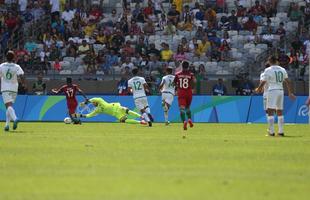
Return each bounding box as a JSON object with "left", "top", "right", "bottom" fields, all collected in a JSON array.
[{"left": 0, "top": 122, "right": 309, "bottom": 200}]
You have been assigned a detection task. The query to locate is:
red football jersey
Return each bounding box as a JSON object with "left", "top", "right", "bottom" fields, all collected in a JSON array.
[
  {"left": 174, "top": 70, "right": 195, "bottom": 97},
  {"left": 60, "top": 84, "right": 79, "bottom": 102}
]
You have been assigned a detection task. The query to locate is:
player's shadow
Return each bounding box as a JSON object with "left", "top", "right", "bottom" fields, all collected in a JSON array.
[
  {"left": 281, "top": 135, "right": 303, "bottom": 138},
  {"left": 9, "top": 131, "right": 28, "bottom": 133}
]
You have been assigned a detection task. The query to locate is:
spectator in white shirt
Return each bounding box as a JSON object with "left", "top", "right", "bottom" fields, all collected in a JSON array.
[
  {"left": 19, "top": 0, "right": 28, "bottom": 12},
  {"left": 61, "top": 4, "right": 75, "bottom": 23},
  {"left": 50, "top": 0, "right": 60, "bottom": 16}
]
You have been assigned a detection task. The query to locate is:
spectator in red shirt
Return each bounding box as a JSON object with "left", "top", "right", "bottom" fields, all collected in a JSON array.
[
  {"left": 15, "top": 46, "right": 29, "bottom": 61},
  {"left": 236, "top": 5, "right": 247, "bottom": 17},
  {"left": 248, "top": 1, "right": 266, "bottom": 16},
  {"left": 129, "top": 19, "right": 142, "bottom": 35},
  {"left": 5, "top": 12, "right": 18, "bottom": 31},
  {"left": 89, "top": 5, "right": 102, "bottom": 21},
  {"left": 243, "top": 15, "right": 257, "bottom": 32},
  {"left": 143, "top": 1, "right": 154, "bottom": 17}
]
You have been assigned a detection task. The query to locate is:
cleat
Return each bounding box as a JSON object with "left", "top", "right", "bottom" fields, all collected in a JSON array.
[
  {"left": 13, "top": 120, "right": 18, "bottom": 130},
  {"left": 266, "top": 133, "right": 275, "bottom": 137},
  {"left": 278, "top": 133, "right": 285, "bottom": 137},
  {"left": 148, "top": 114, "right": 154, "bottom": 122},
  {"left": 140, "top": 120, "right": 147, "bottom": 125},
  {"left": 148, "top": 121, "right": 152, "bottom": 127},
  {"left": 182, "top": 135, "right": 186, "bottom": 139},
  {"left": 165, "top": 121, "right": 170, "bottom": 126},
  {"left": 73, "top": 120, "right": 82, "bottom": 125},
  {"left": 188, "top": 119, "right": 194, "bottom": 128},
  {"left": 4, "top": 126, "right": 9, "bottom": 132},
  {"left": 183, "top": 121, "right": 187, "bottom": 130}
]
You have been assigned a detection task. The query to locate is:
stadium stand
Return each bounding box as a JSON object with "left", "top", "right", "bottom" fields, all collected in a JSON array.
[{"left": 0, "top": 0, "right": 309, "bottom": 95}]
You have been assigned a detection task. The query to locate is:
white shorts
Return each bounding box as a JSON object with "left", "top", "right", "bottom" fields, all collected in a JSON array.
[
  {"left": 267, "top": 90, "right": 284, "bottom": 110},
  {"left": 162, "top": 92, "right": 174, "bottom": 106},
  {"left": 2, "top": 91, "right": 17, "bottom": 104},
  {"left": 134, "top": 96, "right": 149, "bottom": 111}
]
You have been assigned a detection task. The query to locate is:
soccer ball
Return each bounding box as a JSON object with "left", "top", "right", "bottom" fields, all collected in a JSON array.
[{"left": 64, "top": 117, "right": 72, "bottom": 124}]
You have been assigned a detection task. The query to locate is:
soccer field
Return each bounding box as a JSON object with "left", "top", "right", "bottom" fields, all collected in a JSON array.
[{"left": 0, "top": 123, "right": 309, "bottom": 200}]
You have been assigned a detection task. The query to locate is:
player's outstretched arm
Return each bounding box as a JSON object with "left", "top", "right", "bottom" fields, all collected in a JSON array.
[
  {"left": 77, "top": 87, "right": 88, "bottom": 101},
  {"left": 284, "top": 78, "right": 296, "bottom": 100},
  {"left": 51, "top": 86, "right": 64, "bottom": 94}
]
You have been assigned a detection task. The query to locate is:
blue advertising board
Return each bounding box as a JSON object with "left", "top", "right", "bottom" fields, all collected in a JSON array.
[{"left": 0, "top": 95, "right": 309, "bottom": 123}]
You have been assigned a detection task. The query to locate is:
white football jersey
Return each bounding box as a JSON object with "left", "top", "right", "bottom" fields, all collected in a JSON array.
[
  {"left": 0, "top": 62, "right": 24, "bottom": 92},
  {"left": 260, "top": 72, "right": 269, "bottom": 98},
  {"left": 262, "top": 65, "right": 288, "bottom": 91},
  {"left": 128, "top": 76, "right": 147, "bottom": 99},
  {"left": 161, "top": 75, "right": 175, "bottom": 95}
]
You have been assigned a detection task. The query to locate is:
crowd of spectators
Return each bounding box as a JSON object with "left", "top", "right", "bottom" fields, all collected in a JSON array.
[{"left": 1, "top": 0, "right": 309, "bottom": 94}]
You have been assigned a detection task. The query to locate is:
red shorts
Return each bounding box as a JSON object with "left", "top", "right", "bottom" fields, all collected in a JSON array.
[
  {"left": 67, "top": 100, "right": 78, "bottom": 115},
  {"left": 178, "top": 95, "right": 192, "bottom": 108}
]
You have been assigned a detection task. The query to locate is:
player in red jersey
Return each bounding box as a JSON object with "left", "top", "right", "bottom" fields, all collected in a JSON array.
[
  {"left": 174, "top": 61, "right": 196, "bottom": 131},
  {"left": 52, "top": 77, "right": 88, "bottom": 124}
]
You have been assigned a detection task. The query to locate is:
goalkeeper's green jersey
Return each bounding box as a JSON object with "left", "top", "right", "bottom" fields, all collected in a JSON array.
[{"left": 86, "top": 98, "right": 122, "bottom": 118}]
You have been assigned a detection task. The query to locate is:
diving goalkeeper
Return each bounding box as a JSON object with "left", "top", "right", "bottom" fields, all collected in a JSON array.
[{"left": 78, "top": 97, "right": 147, "bottom": 125}]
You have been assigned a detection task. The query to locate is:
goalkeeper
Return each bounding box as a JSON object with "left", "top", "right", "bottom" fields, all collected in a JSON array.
[{"left": 78, "top": 97, "right": 147, "bottom": 125}]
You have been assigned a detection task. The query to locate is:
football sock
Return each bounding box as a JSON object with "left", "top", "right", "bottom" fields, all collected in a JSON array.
[
  {"left": 163, "top": 104, "right": 168, "bottom": 122},
  {"left": 186, "top": 108, "right": 192, "bottom": 119},
  {"left": 180, "top": 108, "right": 186, "bottom": 122},
  {"left": 145, "top": 107, "right": 151, "bottom": 114},
  {"left": 125, "top": 119, "right": 140, "bottom": 124},
  {"left": 164, "top": 111, "right": 168, "bottom": 122},
  {"left": 69, "top": 114, "right": 78, "bottom": 123},
  {"left": 267, "top": 116, "right": 275, "bottom": 134},
  {"left": 7, "top": 106, "right": 17, "bottom": 121},
  {"left": 5, "top": 109, "right": 10, "bottom": 127},
  {"left": 142, "top": 112, "right": 150, "bottom": 122},
  {"left": 128, "top": 110, "right": 141, "bottom": 118},
  {"left": 278, "top": 116, "right": 284, "bottom": 133}
]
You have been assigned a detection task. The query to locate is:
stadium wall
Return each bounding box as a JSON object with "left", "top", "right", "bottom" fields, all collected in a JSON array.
[{"left": 0, "top": 95, "right": 308, "bottom": 123}]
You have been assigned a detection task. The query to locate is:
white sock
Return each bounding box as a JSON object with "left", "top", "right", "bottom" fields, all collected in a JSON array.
[
  {"left": 164, "top": 104, "right": 169, "bottom": 122},
  {"left": 267, "top": 116, "right": 275, "bottom": 134},
  {"left": 5, "top": 109, "right": 11, "bottom": 127},
  {"left": 7, "top": 106, "right": 17, "bottom": 121},
  {"left": 142, "top": 112, "right": 150, "bottom": 122},
  {"left": 278, "top": 116, "right": 284, "bottom": 134},
  {"left": 145, "top": 107, "right": 151, "bottom": 114},
  {"left": 164, "top": 111, "right": 168, "bottom": 122}
]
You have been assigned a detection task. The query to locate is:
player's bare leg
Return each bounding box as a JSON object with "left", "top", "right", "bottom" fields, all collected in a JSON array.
[
  {"left": 186, "top": 107, "right": 194, "bottom": 128},
  {"left": 276, "top": 110, "right": 284, "bottom": 137},
  {"left": 266, "top": 108, "right": 275, "bottom": 136}
]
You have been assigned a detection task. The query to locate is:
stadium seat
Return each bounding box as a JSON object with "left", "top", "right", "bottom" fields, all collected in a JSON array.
[
  {"left": 60, "top": 61, "right": 71, "bottom": 70},
  {"left": 63, "top": 57, "right": 75, "bottom": 63},
  {"left": 59, "top": 70, "right": 72, "bottom": 75}
]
